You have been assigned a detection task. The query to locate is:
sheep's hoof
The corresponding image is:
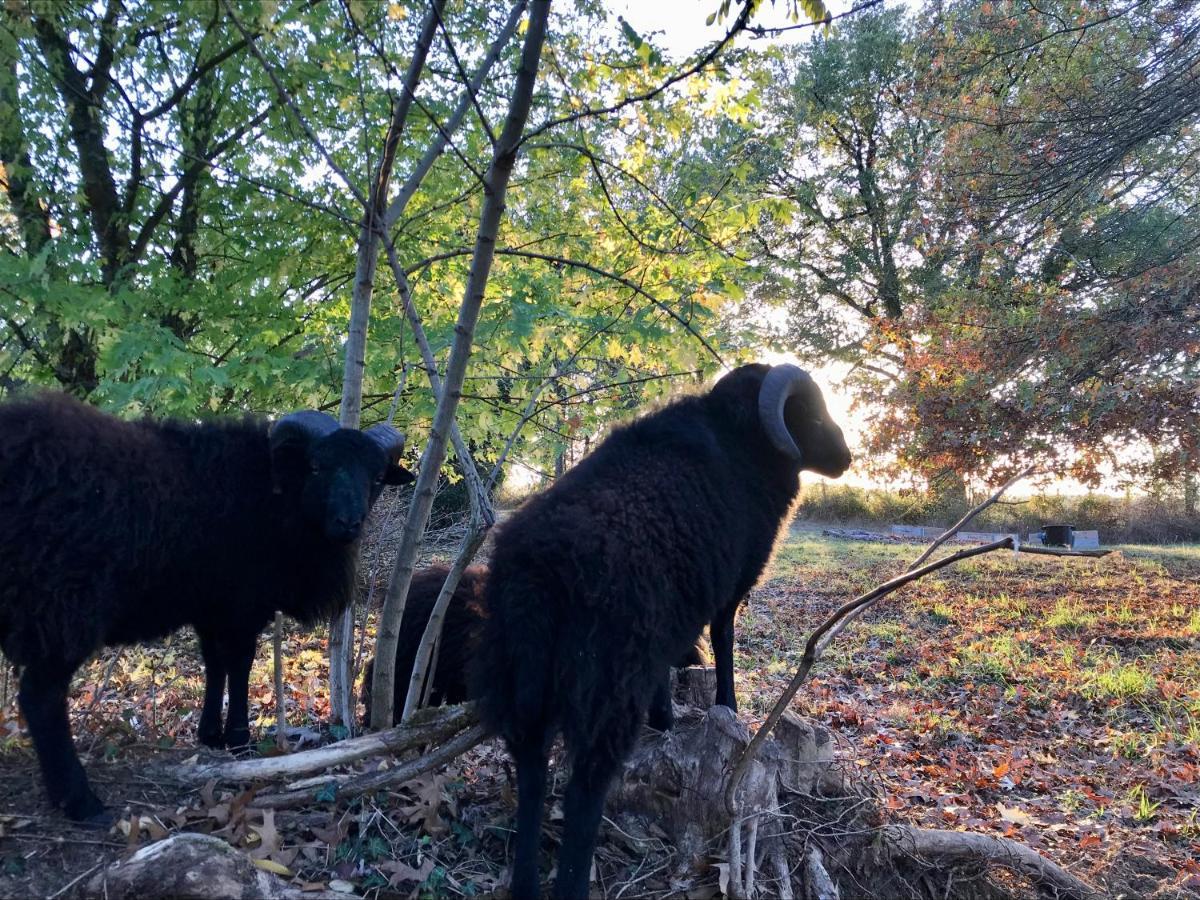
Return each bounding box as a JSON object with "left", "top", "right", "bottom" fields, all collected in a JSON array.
[
  {"left": 224, "top": 729, "right": 254, "bottom": 756},
  {"left": 64, "top": 791, "right": 110, "bottom": 826},
  {"left": 197, "top": 731, "right": 224, "bottom": 749}
]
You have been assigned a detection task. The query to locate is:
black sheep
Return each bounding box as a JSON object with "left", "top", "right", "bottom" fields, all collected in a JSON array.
[
  {"left": 362, "top": 565, "right": 489, "bottom": 715},
  {"left": 362, "top": 565, "right": 704, "bottom": 724},
  {"left": 0, "top": 392, "right": 414, "bottom": 822},
  {"left": 472, "top": 363, "right": 851, "bottom": 900}
]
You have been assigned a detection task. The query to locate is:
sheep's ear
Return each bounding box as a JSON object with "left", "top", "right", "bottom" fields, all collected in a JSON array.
[
  {"left": 384, "top": 463, "right": 416, "bottom": 486},
  {"left": 269, "top": 411, "right": 336, "bottom": 493}
]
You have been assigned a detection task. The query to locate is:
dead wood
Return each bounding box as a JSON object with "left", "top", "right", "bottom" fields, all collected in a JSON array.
[{"left": 173, "top": 704, "right": 476, "bottom": 783}]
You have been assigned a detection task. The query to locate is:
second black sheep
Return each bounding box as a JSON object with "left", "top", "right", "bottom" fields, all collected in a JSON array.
[{"left": 0, "top": 394, "right": 414, "bottom": 822}]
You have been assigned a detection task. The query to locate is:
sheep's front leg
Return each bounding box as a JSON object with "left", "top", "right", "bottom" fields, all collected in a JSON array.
[
  {"left": 711, "top": 598, "right": 742, "bottom": 712},
  {"left": 221, "top": 631, "right": 259, "bottom": 750},
  {"left": 646, "top": 663, "right": 675, "bottom": 731},
  {"left": 19, "top": 663, "right": 106, "bottom": 822},
  {"left": 196, "top": 630, "right": 227, "bottom": 749}
]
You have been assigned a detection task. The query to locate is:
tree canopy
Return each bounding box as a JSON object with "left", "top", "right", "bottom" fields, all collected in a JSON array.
[{"left": 2, "top": 0, "right": 1196, "bottom": 490}]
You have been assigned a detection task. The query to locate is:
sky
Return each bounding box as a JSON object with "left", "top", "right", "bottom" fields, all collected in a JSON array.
[
  {"left": 612, "top": 0, "right": 850, "bottom": 58},
  {"left": 596, "top": 1, "right": 1124, "bottom": 500}
]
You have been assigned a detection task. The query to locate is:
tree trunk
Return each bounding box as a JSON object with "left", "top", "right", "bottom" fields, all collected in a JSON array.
[
  {"left": 328, "top": 1, "right": 445, "bottom": 732},
  {"left": 369, "top": 0, "right": 552, "bottom": 730}
]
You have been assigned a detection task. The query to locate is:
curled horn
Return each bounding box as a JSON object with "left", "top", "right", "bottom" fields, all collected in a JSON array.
[
  {"left": 271, "top": 410, "right": 340, "bottom": 440},
  {"left": 364, "top": 423, "right": 406, "bottom": 459},
  {"left": 757, "top": 364, "right": 813, "bottom": 462}
]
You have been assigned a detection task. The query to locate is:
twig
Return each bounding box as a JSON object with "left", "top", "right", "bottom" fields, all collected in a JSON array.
[
  {"left": 726, "top": 466, "right": 1044, "bottom": 813},
  {"left": 82, "top": 650, "right": 123, "bottom": 753},
  {"left": 47, "top": 863, "right": 102, "bottom": 900},
  {"left": 907, "top": 465, "right": 1037, "bottom": 572},
  {"left": 220, "top": 0, "right": 368, "bottom": 209},
  {"left": 385, "top": 365, "right": 410, "bottom": 426},
  {"left": 724, "top": 537, "right": 1017, "bottom": 814},
  {"left": 383, "top": 0, "right": 529, "bottom": 227},
  {"left": 273, "top": 612, "right": 289, "bottom": 753},
  {"left": 521, "top": 0, "right": 753, "bottom": 143}
]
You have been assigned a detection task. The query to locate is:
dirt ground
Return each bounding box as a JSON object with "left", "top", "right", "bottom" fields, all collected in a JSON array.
[{"left": 1, "top": 526, "right": 1197, "bottom": 898}]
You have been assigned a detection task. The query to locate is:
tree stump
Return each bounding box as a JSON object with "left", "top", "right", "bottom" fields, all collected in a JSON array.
[{"left": 609, "top": 667, "right": 840, "bottom": 895}]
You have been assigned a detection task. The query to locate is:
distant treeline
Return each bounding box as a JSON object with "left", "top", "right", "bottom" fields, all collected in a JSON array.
[{"left": 794, "top": 484, "right": 1200, "bottom": 545}]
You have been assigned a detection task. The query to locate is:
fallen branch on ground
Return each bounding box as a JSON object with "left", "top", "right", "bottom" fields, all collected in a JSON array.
[
  {"left": 172, "top": 704, "right": 476, "bottom": 783},
  {"left": 253, "top": 722, "right": 489, "bottom": 809},
  {"left": 1018, "top": 545, "right": 1111, "bottom": 558}
]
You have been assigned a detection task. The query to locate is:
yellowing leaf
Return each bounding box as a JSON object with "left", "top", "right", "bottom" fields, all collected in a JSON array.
[
  {"left": 387, "top": 2, "right": 406, "bottom": 20},
  {"left": 996, "top": 803, "right": 1034, "bottom": 826},
  {"left": 252, "top": 858, "right": 292, "bottom": 877}
]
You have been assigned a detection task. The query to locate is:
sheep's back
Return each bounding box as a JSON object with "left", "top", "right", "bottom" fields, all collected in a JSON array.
[
  {"left": 473, "top": 406, "right": 763, "bottom": 740},
  {"left": 0, "top": 394, "right": 291, "bottom": 663}
]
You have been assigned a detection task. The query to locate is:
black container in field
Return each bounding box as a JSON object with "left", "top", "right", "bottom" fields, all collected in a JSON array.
[{"left": 1040, "top": 524, "right": 1076, "bottom": 548}]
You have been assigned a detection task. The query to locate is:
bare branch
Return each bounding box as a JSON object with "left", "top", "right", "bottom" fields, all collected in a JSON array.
[
  {"left": 370, "top": 0, "right": 552, "bottom": 730},
  {"left": 384, "top": 0, "right": 528, "bottom": 227},
  {"left": 724, "top": 537, "right": 1017, "bottom": 815},
  {"left": 253, "top": 722, "right": 488, "bottom": 809},
  {"left": 221, "top": 0, "right": 368, "bottom": 209},
  {"left": 907, "top": 464, "right": 1037, "bottom": 571},
  {"left": 521, "top": 2, "right": 753, "bottom": 143},
  {"left": 404, "top": 245, "right": 726, "bottom": 366},
  {"left": 174, "top": 704, "right": 476, "bottom": 783},
  {"left": 433, "top": 3, "right": 496, "bottom": 145}
]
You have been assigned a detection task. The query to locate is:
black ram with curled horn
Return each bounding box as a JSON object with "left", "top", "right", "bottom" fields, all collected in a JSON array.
[
  {"left": 472, "top": 362, "right": 852, "bottom": 900},
  {"left": 0, "top": 394, "right": 415, "bottom": 822}
]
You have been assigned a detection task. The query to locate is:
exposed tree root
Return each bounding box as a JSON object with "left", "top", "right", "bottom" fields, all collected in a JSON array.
[
  {"left": 882, "top": 825, "right": 1102, "bottom": 900},
  {"left": 609, "top": 684, "right": 1103, "bottom": 900}
]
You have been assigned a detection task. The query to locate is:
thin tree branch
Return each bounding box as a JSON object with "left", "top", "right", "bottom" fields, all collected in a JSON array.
[
  {"left": 384, "top": 0, "right": 529, "bottom": 227},
  {"left": 908, "top": 464, "right": 1037, "bottom": 571},
  {"left": 370, "top": 0, "right": 551, "bottom": 730},
  {"left": 221, "top": 0, "right": 368, "bottom": 209},
  {"left": 433, "top": 3, "right": 496, "bottom": 145},
  {"left": 521, "top": 1, "right": 754, "bottom": 143},
  {"left": 404, "top": 245, "right": 726, "bottom": 365}
]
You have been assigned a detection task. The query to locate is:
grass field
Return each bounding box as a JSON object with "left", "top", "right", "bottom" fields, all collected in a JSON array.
[
  {"left": 1, "top": 527, "right": 1197, "bottom": 897},
  {"left": 737, "top": 527, "right": 1200, "bottom": 893}
]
